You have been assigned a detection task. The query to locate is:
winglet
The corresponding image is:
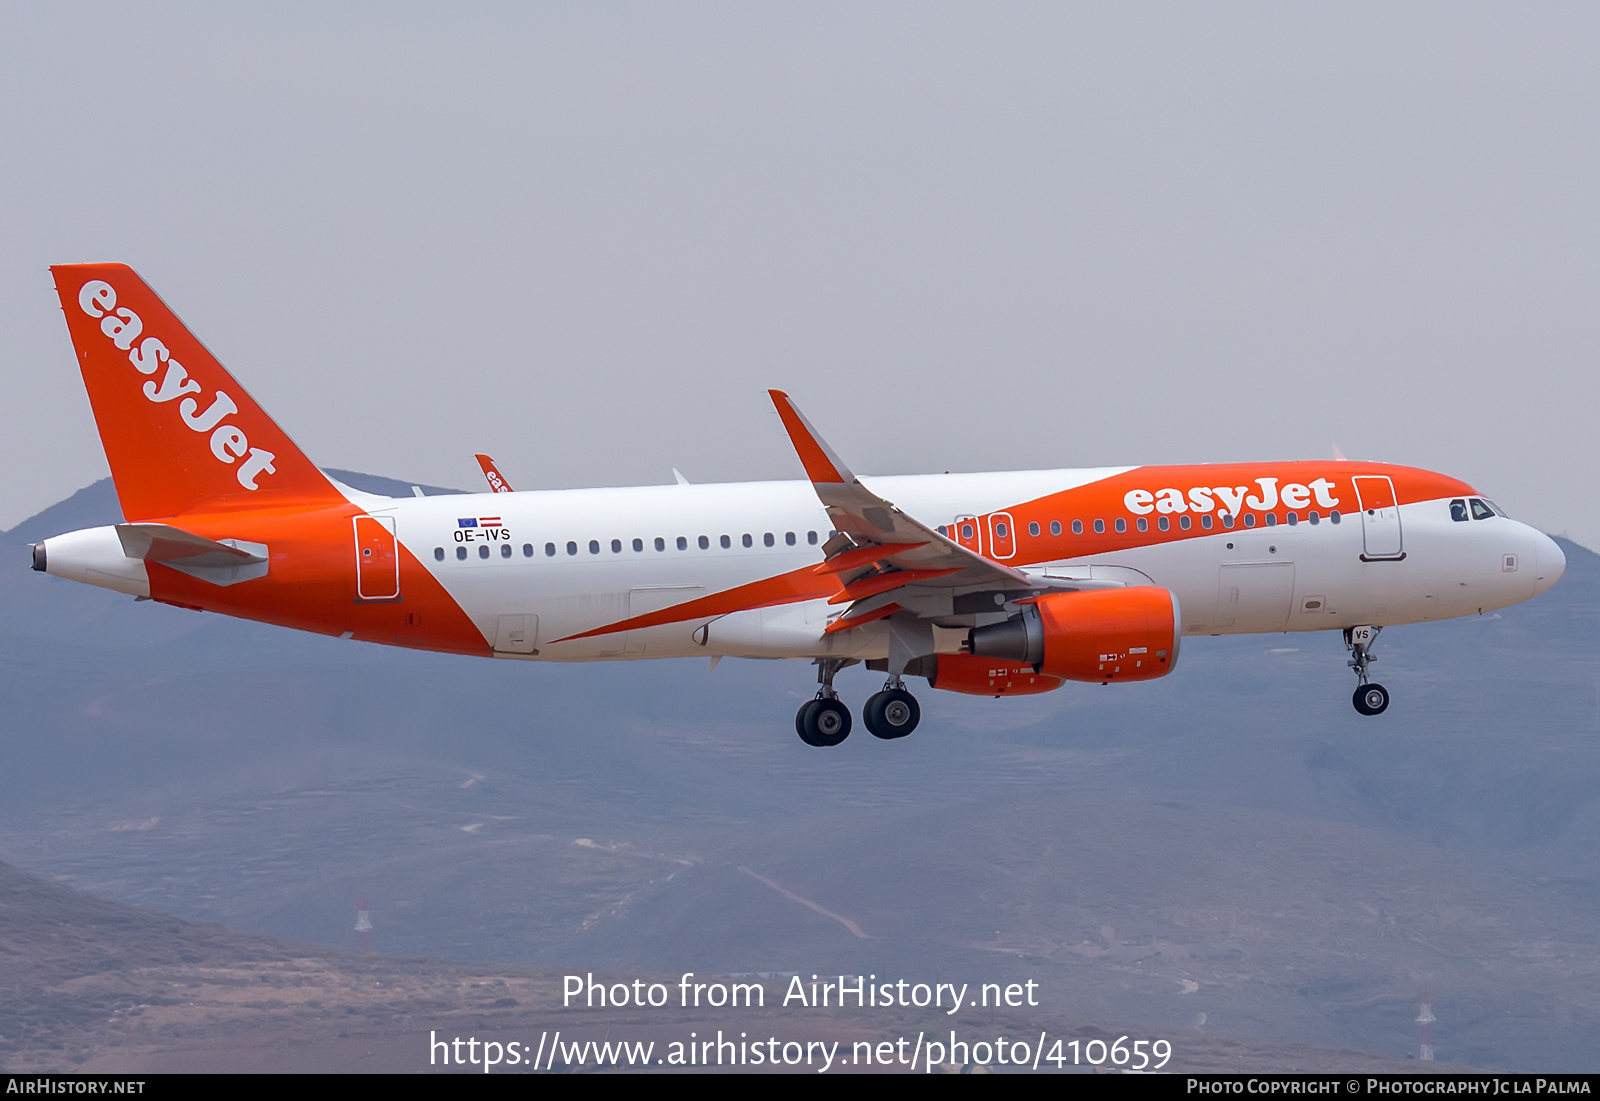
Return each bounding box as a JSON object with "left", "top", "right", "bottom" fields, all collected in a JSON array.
[
  {"left": 768, "top": 390, "right": 855, "bottom": 486},
  {"left": 475, "top": 453, "right": 514, "bottom": 493}
]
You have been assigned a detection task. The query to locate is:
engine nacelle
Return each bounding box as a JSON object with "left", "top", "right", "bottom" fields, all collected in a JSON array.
[
  {"left": 968, "top": 586, "right": 1180, "bottom": 684},
  {"left": 927, "top": 654, "right": 1065, "bottom": 697}
]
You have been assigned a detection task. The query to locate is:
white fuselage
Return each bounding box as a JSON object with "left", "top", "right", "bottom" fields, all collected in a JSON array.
[{"left": 360, "top": 469, "right": 1560, "bottom": 662}]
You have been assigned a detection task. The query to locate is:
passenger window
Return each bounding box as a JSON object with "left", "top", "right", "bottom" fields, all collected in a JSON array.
[
  {"left": 1309, "top": 511, "right": 1320, "bottom": 525},
  {"left": 699, "top": 536, "right": 710, "bottom": 549},
  {"left": 1050, "top": 520, "right": 1062, "bottom": 536},
  {"left": 1135, "top": 517, "right": 1147, "bottom": 532},
  {"left": 545, "top": 542, "right": 556, "bottom": 557},
  {"left": 456, "top": 546, "right": 467, "bottom": 560},
  {"left": 1222, "top": 514, "right": 1234, "bottom": 529},
  {"left": 1243, "top": 514, "right": 1256, "bottom": 528},
  {"left": 1201, "top": 515, "right": 1212, "bottom": 530},
  {"left": 589, "top": 540, "right": 600, "bottom": 555},
  {"left": 1286, "top": 513, "right": 1298, "bottom": 526},
  {"left": 567, "top": 541, "right": 578, "bottom": 556},
  {"left": 1330, "top": 510, "right": 1341, "bottom": 524},
  {"left": 1264, "top": 513, "right": 1276, "bottom": 527},
  {"left": 937, "top": 525, "right": 948, "bottom": 536},
  {"left": 676, "top": 536, "right": 688, "bottom": 550},
  {"left": 633, "top": 538, "right": 644, "bottom": 552},
  {"left": 1093, "top": 519, "right": 1104, "bottom": 534},
  {"left": 1072, "top": 520, "right": 1082, "bottom": 535},
  {"left": 434, "top": 547, "right": 444, "bottom": 561},
  {"left": 611, "top": 539, "right": 622, "bottom": 553},
  {"left": 961, "top": 523, "right": 974, "bottom": 540},
  {"left": 808, "top": 531, "right": 818, "bottom": 545},
  {"left": 1028, "top": 521, "right": 1040, "bottom": 537},
  {"left": 742, "top": 534, "right": 753, "bottom": 548},
  {"left": 1179, "top": 515, "right": 1191, "bottom": 530},
  {"left": 1157, "top": 516, "right": 1169, "bottom": 531},
  {"left": 995, "top": 522, "right": 1008, "bottom": 538},
  {"left": 1450, "top": 499, "right": 1469, "bottom": 522},
  {"left": 479, "top": 545, "right": 490, "bottom": 559},
  {"left": 764, "top": 532, "right": 774, "bottom": 547},
  {"left": 1114, "top": 518, "right": 1126, "bottom": 533},
  {"left": 720, "top": 535, "right": 731, "bottom": 549},
  {"left": 1470, "top": 498, "right": 1495, "bottom": 521},
  {"left": 501, "top": 544, "right": 512, "bottom": 558},
  {"left": 655, "top": 537, "right": 666, "bottom": 551}
]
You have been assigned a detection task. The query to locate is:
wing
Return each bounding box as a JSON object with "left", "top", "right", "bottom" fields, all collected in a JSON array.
[
  {"left": 769, "top": 390, "right": 1027, "bottom": 587},
  {"left": 768, "top": 391, "right": 1113, "bottom": 628}
]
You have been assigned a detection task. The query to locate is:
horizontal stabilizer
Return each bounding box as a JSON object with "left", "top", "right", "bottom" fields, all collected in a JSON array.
[{"left": 116, "top": 523, "right": 266, "bottom": 569}]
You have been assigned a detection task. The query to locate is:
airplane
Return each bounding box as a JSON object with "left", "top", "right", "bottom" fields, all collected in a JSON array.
[{"left": 31, "top": 264, "right": 1566, "bottom": 747}]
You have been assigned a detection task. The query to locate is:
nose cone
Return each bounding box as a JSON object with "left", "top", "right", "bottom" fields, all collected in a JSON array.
[{"left": 1533, "top": 531, "right": 1566, "bottom": 597}]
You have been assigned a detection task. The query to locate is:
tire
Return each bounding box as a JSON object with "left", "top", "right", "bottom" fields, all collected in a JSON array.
[
  {"left": 795, "top": 699, "right": 820, "bottom": 739},
  {"left": 863, "top": 688, "right": 920, "bottom": 739},
  {"left": 801, "top": 698, "right": 851, "bottom": 746},
  {"left": 1352, "top": 683, "right": 1390, "bottom": 716}
]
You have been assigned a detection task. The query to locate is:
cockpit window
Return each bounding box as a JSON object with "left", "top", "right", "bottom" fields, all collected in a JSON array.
[
  {"left": 1484, "top": 498, "right": 1509, "bottom": 518},
  {"left": 1470, "top": 498, "right": 1495, "bottom": 521},
  {"left": 1450, "top": 499, "right": 1469, "bottom": 522}
]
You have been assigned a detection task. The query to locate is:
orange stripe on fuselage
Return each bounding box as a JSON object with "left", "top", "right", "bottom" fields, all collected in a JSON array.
[
  {"left": 556, "top": 461, "right": 1475, "bottom": 645},
  {"left": 970, "top": 462, "right": 1475, "bottom": 568},
  {"left": 142, "top": 502, "right": 490, "bottom": 656},
  {"left": 556, "top": 559, "right": 849, "bottom": 643}
]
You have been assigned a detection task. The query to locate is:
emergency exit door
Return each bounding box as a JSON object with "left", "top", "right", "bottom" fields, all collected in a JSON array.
[
  {"left": 354, "top": 515, "right": 400, "bottom": 600},
  {"left": 1353, "top": 476, "right": 1404, "bottom": 560}
]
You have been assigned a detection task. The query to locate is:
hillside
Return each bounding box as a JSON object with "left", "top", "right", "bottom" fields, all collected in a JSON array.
[{"left": 2, "top": 478, "right": 1598, "bottom": 1070}]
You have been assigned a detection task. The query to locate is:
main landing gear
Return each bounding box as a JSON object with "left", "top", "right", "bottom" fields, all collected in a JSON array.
[
  {"left": 1345, "top": 625, "right": 1390, "bottom": 716},
  {"left": 863, "top": 681, "right": 920, "bottom": 740},
  {"left": 796, "top": 658, "right": 852, "bottom": 747},
  {"left": 794, "top": 660, "right": 922, "bottom": 746}
]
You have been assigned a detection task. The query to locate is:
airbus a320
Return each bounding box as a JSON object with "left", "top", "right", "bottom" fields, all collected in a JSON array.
[{"left": 32, "top": 264, "right": 1565, "bottom": 746}]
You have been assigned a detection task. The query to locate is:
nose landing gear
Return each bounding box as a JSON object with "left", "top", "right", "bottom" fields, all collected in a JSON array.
[
  {"left": 1353, "top": 683, "right": 1390, "bottom": 716},
  {"left": 1345, "top": 625, "right": 1389, "bottom": 716}
]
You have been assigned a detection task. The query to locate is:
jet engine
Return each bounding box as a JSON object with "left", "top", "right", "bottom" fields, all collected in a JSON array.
[
  {"left": 966, "top": 586, "right": 1180, "bottom": 683},
  {"left": 927, "top": 655, "right": 1065, "bottom": 696}
]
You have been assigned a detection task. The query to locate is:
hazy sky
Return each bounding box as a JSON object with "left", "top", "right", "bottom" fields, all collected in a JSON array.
[{"left": 3, "top": 4, "right": 1598, "bottom": 544}]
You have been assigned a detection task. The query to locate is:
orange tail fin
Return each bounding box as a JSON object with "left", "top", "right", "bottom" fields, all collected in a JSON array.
[
  {"left": 474, "top": 453, "right": 515, "bottom": 493},
  {"left": 51, "top": 263, "right": 343, "bottom": 521}
]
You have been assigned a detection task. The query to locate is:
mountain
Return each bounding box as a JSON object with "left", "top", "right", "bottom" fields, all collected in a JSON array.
[{"left": 2, "top": 478, "right": 1598, "bottom": 1070}]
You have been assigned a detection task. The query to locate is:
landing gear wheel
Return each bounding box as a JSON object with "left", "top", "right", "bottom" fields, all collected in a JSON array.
[
  {"left": 1352, "top": 683, "right": 1390, "bottom": 716},
  {"left": 795, "top": 699, "right": 821, "bottom": 737},
  {"left": 798, "top": 698, "right": 852, "bottom": 747},
  {"left": 863, "top": 688, "right": 921, "bottom": 739}
]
